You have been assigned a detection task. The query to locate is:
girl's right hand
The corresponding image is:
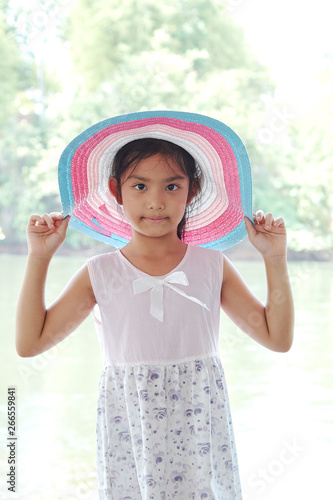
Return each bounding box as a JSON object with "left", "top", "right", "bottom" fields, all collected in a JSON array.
[{"left": 27, "top": 212, "right": 70, "bottom": 258}]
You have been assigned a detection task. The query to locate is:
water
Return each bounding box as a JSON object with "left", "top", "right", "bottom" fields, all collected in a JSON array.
[{"left": 0, "top": 254, "right": 332, "bottom": 499}]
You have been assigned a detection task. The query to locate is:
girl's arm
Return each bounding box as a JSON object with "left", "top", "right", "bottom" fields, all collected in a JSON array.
[
  {"left": 221, "top": 211, "right": 294, "bottom": 352},
  {"left": 15, "top": 213, "right": 96, "bottom": 357}
]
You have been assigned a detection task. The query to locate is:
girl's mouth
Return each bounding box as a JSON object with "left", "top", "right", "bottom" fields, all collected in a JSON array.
[{"left": 143, "top": 217, "right": 168, "bottom": 223}]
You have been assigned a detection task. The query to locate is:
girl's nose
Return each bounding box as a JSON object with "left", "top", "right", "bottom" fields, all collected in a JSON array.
[{"left": 147, "top": 191, "right": 165, "bottom": 210}]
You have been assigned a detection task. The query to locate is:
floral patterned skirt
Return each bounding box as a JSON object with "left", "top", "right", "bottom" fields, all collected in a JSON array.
[{"left": 96, "top": 354, "right": 242, "bottom": 499}]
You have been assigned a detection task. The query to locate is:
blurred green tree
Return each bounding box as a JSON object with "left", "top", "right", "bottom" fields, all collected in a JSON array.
[
  {"left": 1, "top": 0, "right": 331, "bottom": 253},
  {"left": 0, "top": 0, "right": 29, "bottom": 125},
  {"left": 64, "top": 0, "right": 272, "bottom": 128}
]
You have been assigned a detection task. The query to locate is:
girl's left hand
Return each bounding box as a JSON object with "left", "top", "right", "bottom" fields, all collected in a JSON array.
[{"left": 244, "top": 211, "right": 287, "bottom": 259}]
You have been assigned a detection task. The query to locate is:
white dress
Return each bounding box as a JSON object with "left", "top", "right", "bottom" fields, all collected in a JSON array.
[{"left": 87, "top": 244, "right": 242, "bottom": 499}]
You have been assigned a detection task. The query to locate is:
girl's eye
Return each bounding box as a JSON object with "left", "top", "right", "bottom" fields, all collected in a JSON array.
[
  {"left": 166, "top": 184, "right": 179, "bottom": 191},
  {"left": 133, "top": 183, "right": 179, "bottom": 191}
]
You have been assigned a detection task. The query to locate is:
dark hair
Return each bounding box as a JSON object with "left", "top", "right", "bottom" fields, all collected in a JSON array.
[{"left": 111, "top": 138, "right": 202, "bottom": 240}]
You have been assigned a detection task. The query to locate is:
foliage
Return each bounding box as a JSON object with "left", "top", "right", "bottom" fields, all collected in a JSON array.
[
  {"left": 64, "top": 0, "right": 272, "bottom": 124},
  {"left": 0, "top": 0, "right": 31, "bottom": 126},
  {"left": 67, "top": 0, "right": 258, "bottom": 86},
  {"left": 0, "top": 0, "right": 332, "bottom": 253}
]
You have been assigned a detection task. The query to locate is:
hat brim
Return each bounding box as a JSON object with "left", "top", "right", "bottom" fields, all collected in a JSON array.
[{"left": 58, "top": 110, "right": 252, "bottom": 250}]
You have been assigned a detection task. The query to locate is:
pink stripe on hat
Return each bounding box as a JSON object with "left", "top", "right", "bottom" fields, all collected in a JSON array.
[
  {"left": 70, "top": 118, "right": 242, "bottom": 242},
  {"left": 59, "top": 111, "right": 252, "bottom": 249}
]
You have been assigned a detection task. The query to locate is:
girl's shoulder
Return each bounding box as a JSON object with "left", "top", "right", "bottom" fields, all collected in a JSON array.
[
  {"left": 87, "top": 250, "right": 118, "bottom": 264},
  {"left": 184, "top": 245, "right": 224, "bottom": 283},
  {"left": 188, "top": 244, "right": 224, "bottom": 264},
  {"left": 86, "top": 250, "right": 120, "bottom": 275}
]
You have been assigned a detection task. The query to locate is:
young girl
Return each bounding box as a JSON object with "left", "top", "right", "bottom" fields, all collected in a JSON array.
[{"left": 16, "top": 111, "right": 294, "bottom": 500}]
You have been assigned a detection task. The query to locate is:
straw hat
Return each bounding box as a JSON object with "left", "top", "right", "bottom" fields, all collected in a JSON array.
[{"left": 58, "top": 110, "right": 252, "bottom": 250}]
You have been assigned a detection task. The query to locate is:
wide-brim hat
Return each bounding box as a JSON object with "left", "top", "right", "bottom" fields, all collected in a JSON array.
[{"left": 58, "top": 110, "right": 252, "bottom": 250}]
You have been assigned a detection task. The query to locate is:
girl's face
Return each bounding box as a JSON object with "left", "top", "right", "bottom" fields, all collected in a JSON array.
[{"left": 109, "top": 154, "right": 196, "bottom": 242}]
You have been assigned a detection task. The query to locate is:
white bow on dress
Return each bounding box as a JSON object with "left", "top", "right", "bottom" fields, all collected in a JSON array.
[{"left": 133, "top": 271, "right": 209, "bottom": 322}]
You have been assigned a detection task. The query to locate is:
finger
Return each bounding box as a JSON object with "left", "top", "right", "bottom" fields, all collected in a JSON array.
[
  {"left": 41, "top": 213, "right": 55, "bottom": 229},
  {"left": 54, "top": 214, "right": 70, "bottom": 230},
  {"left": 28, "top": 214, "right": 46, "bottom": 226},
  {"left": 51, "top": 212, "right": 66, "bottom": 228},
  {"left": 54, "top": 213, "right": 71, "bottom": 233},
  {"left": 263, "top": 212, "right": 274, "bottom": 230},
  {"left": 254, "top": 210, "right": 265, "bottom": 224},
  {"left": 49, "top": 212, "right": 64, "bottom": 220},
  {"left": 29, "top": 214, "right": 54, "bottom": 228},
  {"left": 272, "top": 216, "right": 285, "bottom": 227}
]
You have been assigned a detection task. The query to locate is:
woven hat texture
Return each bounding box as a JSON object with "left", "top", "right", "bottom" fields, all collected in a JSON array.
[{"left": 58, "top": 110, "right": 253, "bottom": 250}]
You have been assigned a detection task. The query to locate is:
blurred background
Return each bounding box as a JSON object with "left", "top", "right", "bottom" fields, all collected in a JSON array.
[
  {"left": 0, "top": 0, "right": 333, "bottom": 253},
  {"left": 0, "top": 0, "right": 332, "bottom": 499}
]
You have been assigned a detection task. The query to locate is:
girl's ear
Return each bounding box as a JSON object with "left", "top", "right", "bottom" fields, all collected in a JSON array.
[
  {"left": 108, "top": 177, "right": 123, "bottom": 205},
  {"left": 186, "top": 179, "right": 200, "bottom": 205}
]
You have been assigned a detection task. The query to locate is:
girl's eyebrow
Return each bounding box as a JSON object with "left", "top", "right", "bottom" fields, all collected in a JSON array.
[{"left": 127, "top": 175, "right": 187, "bottom": 182}]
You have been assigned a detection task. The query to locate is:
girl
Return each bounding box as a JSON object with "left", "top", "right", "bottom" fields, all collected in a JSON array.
[{"left": 16, "top": 111, "right": 294, "bottom": 499}]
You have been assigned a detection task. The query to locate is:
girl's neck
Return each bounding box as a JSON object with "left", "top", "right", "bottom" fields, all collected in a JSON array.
[
  {"left": 123, "top": 232, "right": 187, "bottom": 259},
  {"left": 120, "top": 233, "right": 188, "bottom": 276}
]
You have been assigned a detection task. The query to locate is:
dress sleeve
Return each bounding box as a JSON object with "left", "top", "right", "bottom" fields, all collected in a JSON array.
[
  {"left": 87, "top": 256, "right": 99, "bottom": 300},
  {"left": 219, "top": 251, "right": 224, "bottom": 290},
  {"left": 86, "top": 255, "right": 102, "bottom": 324}
]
